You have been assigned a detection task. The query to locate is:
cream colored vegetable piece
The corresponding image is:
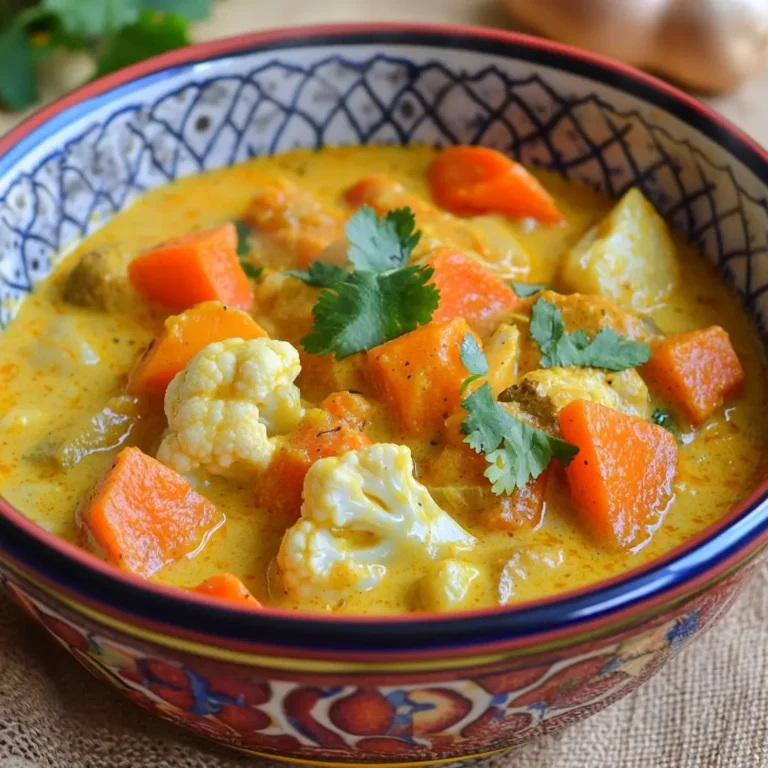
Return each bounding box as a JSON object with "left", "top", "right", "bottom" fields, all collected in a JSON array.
[
  {"left": 559, "top": 188, "right": 679, "bottom": 312},
  {"left": 505, "top": 0, "right": 768, "bottom": 92}
]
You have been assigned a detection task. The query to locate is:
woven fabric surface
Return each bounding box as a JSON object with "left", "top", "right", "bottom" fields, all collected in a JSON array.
[{"left": 1, "top": 2, "right": 767, "bottom": 767}]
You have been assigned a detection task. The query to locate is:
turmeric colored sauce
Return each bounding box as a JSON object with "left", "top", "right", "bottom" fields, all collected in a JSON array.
[{"left": 0, "top": 145, "right": 765, "bottom": 614}]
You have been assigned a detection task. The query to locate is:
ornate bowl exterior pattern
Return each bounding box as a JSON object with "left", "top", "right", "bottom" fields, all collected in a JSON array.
[{"left": 0, "top": 26, "right": 767, "bottom": 766}]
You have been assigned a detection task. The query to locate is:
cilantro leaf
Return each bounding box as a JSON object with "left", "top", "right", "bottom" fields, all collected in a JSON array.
[
  {"left": 234, "top": 220, "right": 250, "bottom": 257},
  {"left": 301, "top": 265, "right": 439, "bottom": 359},
  {"left": 461, "top": 381, "right": 578, "bottom": 493},
  {"left": 94, "top": 10, "right": 188, "bottom": 78},
  {"left": 43, "top": 0, "right": 141, "bottom": 37},
  {"left": 144, "top": 0, "right": 211, "bottom": 21},
  {"left": 509, "top": 281, "right": 549, "bottom": 298},
  {"left": 530, "top": 297, "right": 651, "bottom": 371},
  {"left": 0, "top": 23, "right": 37, "bottom": 110},
  {"left": 651, "top": 408, "right": 679, "bottom": 436},
  {"left": 346, "top": 205, "right": 421, "bottom": 272},
  {"left": 459, "top": 333, "right": 488, "bottom": 393},
  {"left": 285, "top": 261, "right": 348, "bottom": 287}
]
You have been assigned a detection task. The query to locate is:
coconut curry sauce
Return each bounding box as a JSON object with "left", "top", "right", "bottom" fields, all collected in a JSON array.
[{"left": 0, "top": 145, "right": 765, "bottom": 615}]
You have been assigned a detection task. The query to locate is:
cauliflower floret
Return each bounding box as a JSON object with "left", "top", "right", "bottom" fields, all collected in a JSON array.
[
  {"left": 500, "top": 367, "right": 651, "bottom": 434},
  {"left": 157, "top": 338, "right": 303, "bottom": 478},
  {"left": 278, "top": 443, "right": 476, "bottom": 602},
  {"left": 419, "top": 559, "right": 484, "bottom": 612}
]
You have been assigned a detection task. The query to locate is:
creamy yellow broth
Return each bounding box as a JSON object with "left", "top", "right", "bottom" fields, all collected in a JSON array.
[{"left": 0, "top": 145, "right": 766, "bottom": 615}]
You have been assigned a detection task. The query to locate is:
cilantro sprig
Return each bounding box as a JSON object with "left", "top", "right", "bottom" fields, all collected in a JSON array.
[
  {"left": 298, "top": 206, "right": 439, "bottom": 358},
  {"left": 509, "top": 281, "right": 549, "bottom": 298},
  {"left": 0, "top": 1, "right": 211, "bottom": 111},
  {"left": 459, "top": 336, "right": 578, "bottom": 493},
  {"left": 530, "top": 297, "right": 651, "bottom": 370},
  {"left": 233, "top": 221, "right": 262, "bottom": 280}
]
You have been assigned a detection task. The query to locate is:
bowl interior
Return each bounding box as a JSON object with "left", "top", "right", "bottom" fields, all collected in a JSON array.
[{"left": 1, "top": 25, "right": 767, "bottom": 651}]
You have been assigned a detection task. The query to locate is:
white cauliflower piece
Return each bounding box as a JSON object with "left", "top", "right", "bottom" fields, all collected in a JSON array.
[
  {"left": 157, "top": 338, "right": 303, "bottom": 478},
  {"left": 419, "top": 559, "right": 484, "bottom": 612},
  {"left": 278, "top": 443, "right": 476, "bottom": 602}
]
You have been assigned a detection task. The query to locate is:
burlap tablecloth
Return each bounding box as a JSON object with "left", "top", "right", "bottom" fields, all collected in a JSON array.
[{"left": 1, "top": 2, "right": 767, "bottom": 766}]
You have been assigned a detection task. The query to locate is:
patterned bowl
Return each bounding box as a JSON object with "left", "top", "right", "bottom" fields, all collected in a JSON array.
[{"left": 1, "top": 23, "right": 767, "bottom": 767}]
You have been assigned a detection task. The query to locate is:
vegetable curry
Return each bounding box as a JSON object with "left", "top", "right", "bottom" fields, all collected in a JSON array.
[{"left": 0, "top": 145, "right": 765, "bottom": 615}]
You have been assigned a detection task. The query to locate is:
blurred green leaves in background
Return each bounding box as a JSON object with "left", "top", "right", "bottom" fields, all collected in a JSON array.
[{"left": 0, "top": 0, "right": 211, "bottom": 110}]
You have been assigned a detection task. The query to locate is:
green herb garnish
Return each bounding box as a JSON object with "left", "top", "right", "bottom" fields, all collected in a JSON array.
[
  {"left": 285, "top": 262, "right": 348, "bottom": 287},
  {"left": 459, "top": 335, "right": 578, "bottom": 493},
  {"left": 509, "top": 281, "right": 549, "bottom": 298},
  {"left": 530, "top": 296, "right": 651, "bottom": 370},
  {"left": 299, "top": 206, "right": 439, "bottom": 358},
  {"left": 651, "top": 408, "right": 679, "bottom": 436}
]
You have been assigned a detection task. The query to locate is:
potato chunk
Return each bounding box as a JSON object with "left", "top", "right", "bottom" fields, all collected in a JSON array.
[
  {"left": 559, "top": 189, "right": 678, "bottom": 311},
  {"left": 500, "top": 367, "right": 651, "bottom": 434},
  {"left": 62, "top": 246, "right": 138, "bottom": 312}
]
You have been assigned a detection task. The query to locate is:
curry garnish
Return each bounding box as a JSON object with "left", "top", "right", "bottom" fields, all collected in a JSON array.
[
  {"left": 459, "top": 334, "right": 578, "bottom": 493},
  {"left": 530, "top": 296, "right": 651, "bottom": 370}
]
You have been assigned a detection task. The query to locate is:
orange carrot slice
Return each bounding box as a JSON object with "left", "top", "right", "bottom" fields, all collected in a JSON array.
[
  {"left": 427, "top": 146, "right": 563, "bottom": 223},
  {"left": 427, "top": 248, "right": 521, "bottom": 335},
  {"left": 192, "top": 574, "right": 261, "bottom": 608},
  {"left": 367, "top": 318, "right": 479, "bottom": 436},
  {"left": 258, "top": 409, "right": 371, "bottom": 521},
  {"left": 558, "top": 400, "right": 678, "bottom": 548},
  {"left": 485, "top": 469, "right": 549, "bottom": 532},
  {"left": 129, "top": 223, "right": 253, "bottom": 312},
  {"left": 320, "top": 391, "right": 373, "bottom": 431},
  {"left": 641, "top": 326, "right": 744, "bottom": 424},
  {"left": 129, "top": 301, "right": 268, "bottom": 395},
  {"left": 79, "top": 447, "right": 224, "bottom": 576}
]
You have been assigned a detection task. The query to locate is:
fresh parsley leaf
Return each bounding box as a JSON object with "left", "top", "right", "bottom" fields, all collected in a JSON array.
[
  {"left": 94, "top": 10, "right": 188, "bottom": 78},
  {"left": 651, "top": 408, "right": 679, "bottom": 436},
  {"left": 461, "top": 381, "right": 578, "bottom": 493},
  {"left": 285, "top": 261, "right": 348, "bottom": 287},
  {"left": 459, "top": 333, "right": 488, "bottom": 393},
  {"left": 0, "top": 23, "right": 37, "bottom": 110},
  {"left": 346, "top": 205, "right": 421, "bottom": 272},
  {"left": 530, "top": 297, "right": 651, "bottom": 371},
  {"left": 301, "top": 265, "right": 439, "bottom": 359},
  {"left": 509, "top": 281, "right": 549, "bottom": 298}
]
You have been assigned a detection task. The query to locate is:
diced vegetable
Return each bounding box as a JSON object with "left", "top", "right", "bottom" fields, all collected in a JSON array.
[
  {"left": 641, "top": 326, "right": 744, "bottom": 423},
  {"left": 28, "top": 394, "right": 158, "bottom": 471},
  {"left": 79, "top": 447, "right": 224, "bottom": 576},
  {"left": 418, "top": 559, "right": 483, "bottom": 612},
  {"left": 62, "top": 245, "right": 138, "bottom": 313},
  {"left": 427, "top": 146, "right": 563, "bottom": 223},
  {"left": 485, "top": 469, "right": 549, "bottom": 532},
  {"left": 560, "top": 188, "right": 679, "bottom": 311},
  {"left": 243, "top": 177, "right": 345, "bottom": 267},
  {"left": 484, "top": 323, "right": 521, "bottom": 395},
  {"left": 191, "top": 574, "right": 261, "bottom": 607},
  {"left": 257, "top": 408, "right": 372, "bottom": 521},
  {"left": 297, "top": 352, "right": 371, "bottom": 403},
  {"left": 427, "top": 249, "right": 522, "bottom": 336},
  {"left": 345, "top": 175, "right": 531, "bottom": 277},
  {"left": 558, "top": 400, "right": 678, "bottom": 548},
  {"left": 128, "top": 301, "right": 268, "bottom": 395},
  {"left": 320, "top": 391, "right": 373, "bottom": 431},
  {"left": 367, "top": 319, "right": 478, "bottom": 436},
  {"left": 128, "top": 223, "right": 253, "bottom": 312}
]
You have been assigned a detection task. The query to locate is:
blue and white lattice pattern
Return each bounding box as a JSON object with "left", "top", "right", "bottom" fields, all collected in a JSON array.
[{"left": 1, "top": 43, "right": 767, "bottom": 331}]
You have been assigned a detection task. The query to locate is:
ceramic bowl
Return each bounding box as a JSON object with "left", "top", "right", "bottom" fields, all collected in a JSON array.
[{"left": 0, "top": 23, "right": 767, "bottom": 767}]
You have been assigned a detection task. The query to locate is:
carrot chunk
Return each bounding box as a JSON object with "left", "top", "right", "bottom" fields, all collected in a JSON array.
[
  {"left": 427, "top": 248, "right": 521, "bottom": 336},
  {"left": 641, "top": 326, "right": 744, "bottom": 424},
  {"left": 79, "top": 447, "right": 224, "bottom": 576},
  {"left": 558, "top": 400, "right": 678, "bottom": 548},
  {"left": 427, "top": 146, "right": 563, "bottom": 223},
  {"left": 367, "top": 318, "right": 479, "bottom": 436},
  {"left": 485, "top": 469, "right": 549, "bottom": 532},
  {"left": 320, "top": 391, "right": 373, "bottom": 431},
  {"left": 128, "top": 223, "right": 253, "bottom": 312},
  {"left": 129, "top": 301, "right": 268, "bottom": 395},
  {"left": 258, "top": 408, "right": 371, "bottom": 521},
  {"left": 244, "top": 178, "right": 344, "bottom": 267},
  {"left": 192, "top": 574, "right": 261, "bottom": 608}
]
